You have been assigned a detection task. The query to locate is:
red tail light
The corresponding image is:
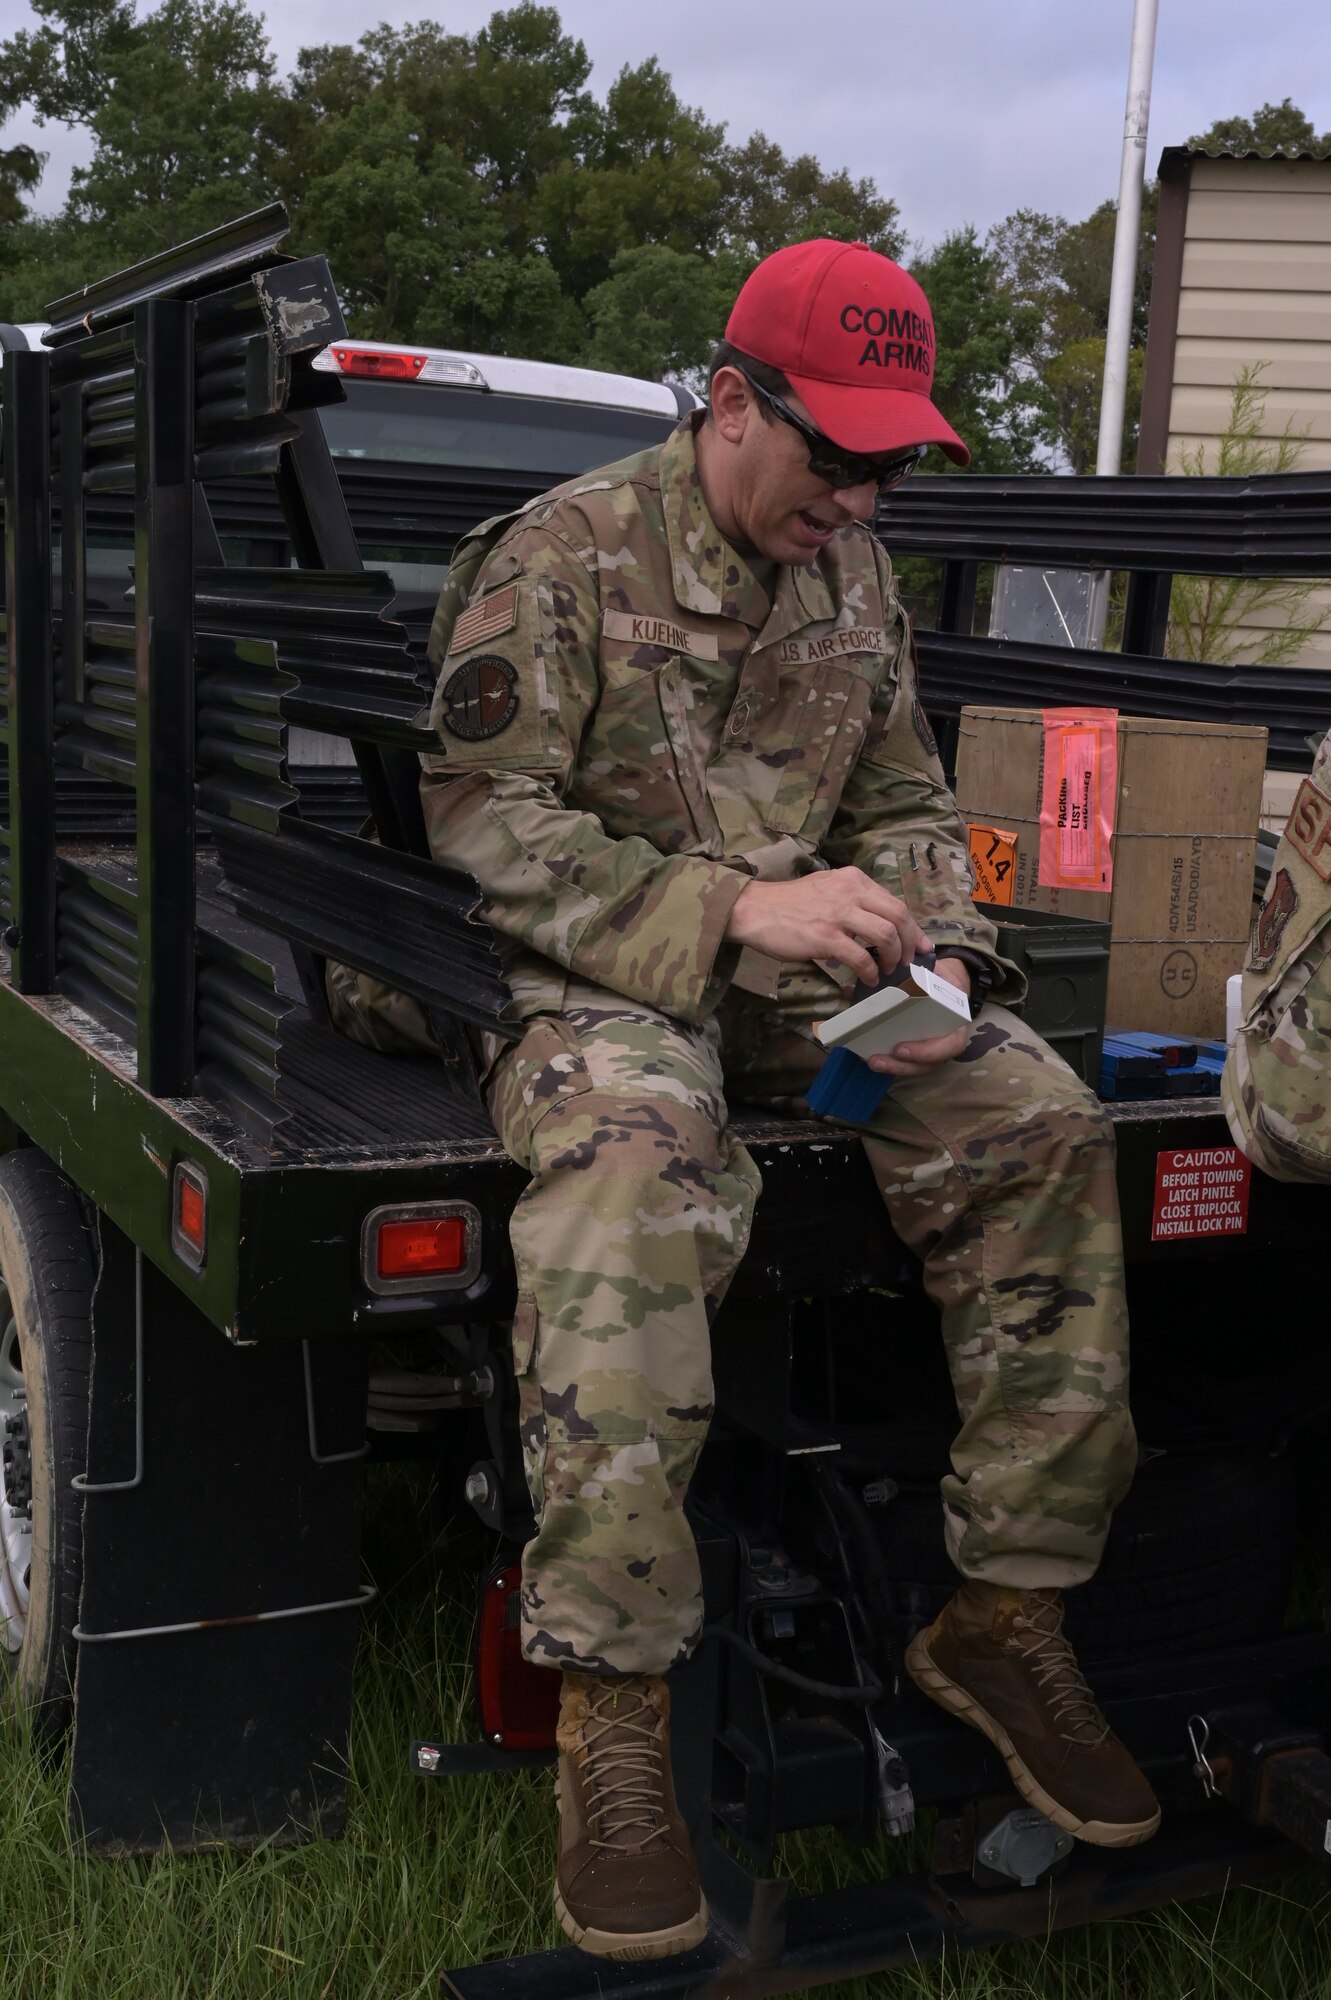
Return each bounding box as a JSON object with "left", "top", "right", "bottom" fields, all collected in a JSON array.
[
  {"left": 360, "top": 1201, "right": 481, "bottom": 1295},
  {"left": 332, "top": 346, "right": 427, "bottom": 380},
  {"left": 171, "top": 1161, "right": 208, "bottom": 1271},
  {"left": 377, "top": 1215, "right": 466, "bottom": 1280},
  {"left": 476, "top": 1562, "right": 559, "bottom": 1750}
]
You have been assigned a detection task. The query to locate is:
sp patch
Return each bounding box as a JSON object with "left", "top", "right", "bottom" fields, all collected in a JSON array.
[
  {"left": 913, "top": 692, "right": 938, "bottom": 758},
  {"left": 1287, "top": 776, "right": 1331, "bottom": 882},
  {"left": 439, "top": 654, "right": 519, "bottom": 741},
  {"left": 1252, "top": 866, "right": 1298, "bottom": 971}
]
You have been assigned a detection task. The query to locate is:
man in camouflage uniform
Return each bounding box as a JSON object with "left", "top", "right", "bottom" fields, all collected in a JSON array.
[
  {"left": 334, "top": 239, "right": 1159, "bottom": 1957},
  {"left": 1225, "top": 721, "right": 1331, "bottom": 1181}
]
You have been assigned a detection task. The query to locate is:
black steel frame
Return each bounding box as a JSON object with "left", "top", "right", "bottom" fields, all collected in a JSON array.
[
  {"left": 1, "top": 205, "right": 517, "bottom": 1144},
  {"left": 876, "top": 470, "right": 1331, "bottom": 772}
]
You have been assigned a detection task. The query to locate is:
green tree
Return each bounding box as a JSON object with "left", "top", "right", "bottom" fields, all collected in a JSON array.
[
  {"left": 987, "top": 186, "right": 1156, "bottom": 468},
  {"left": 1190, "top": 98, "right": 1331, "bottom": 156},
  {"left": 0, "top": 0, "right": 274, "bottom": 293},
  {"left": 582, "top": 244, "right": 730, "bottom": 380},
  {"left": 528, "top": 57, "right": 729, "bottom": 306},
  {"left": 910, "top": 228, "right": 1045, "bottom": 473},
  {"left": 1, "top": 0, "right": 136, "bottom": 130},
  {"left": 0, "top": 0, "right": 908, "bottom": 385},
  {"left": 718, "top": 132, "right": 903, "bottom": 261},
  {"left": 0, "top": 131, "right": 43, "bottom": 234},
  {"left": 1041, "top": 336, "right": 1145, "bottom": 476}
]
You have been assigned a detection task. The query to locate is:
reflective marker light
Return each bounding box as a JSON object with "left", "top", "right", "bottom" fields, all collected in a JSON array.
[
  {"left": 378, "top": 1215, "right": 466, "bottom": 1281},
  {"left": 171, "top": 1161, "right": 208, "bottom": 1272},
  {"left": 476, "top": 1561, "right": 559, "bottom": 1751},
  {"left": 360, "top": 1201, "right": 482, "bottom": 1296},
  {"left": 332, "top": 346, "right": 427, "bottom": 380}
]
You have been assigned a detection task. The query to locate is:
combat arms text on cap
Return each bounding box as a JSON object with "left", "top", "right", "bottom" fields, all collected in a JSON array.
[{"left": 725, "top": 238, "right": 970, "bottom": 466}]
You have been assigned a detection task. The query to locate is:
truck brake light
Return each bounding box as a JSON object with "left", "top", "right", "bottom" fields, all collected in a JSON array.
[
  {"left": 332, "top": 346, "right": 427, "bottom": 380},
  {"left": 361, "top": 1200, "right": 481, "bottom": 1295}
]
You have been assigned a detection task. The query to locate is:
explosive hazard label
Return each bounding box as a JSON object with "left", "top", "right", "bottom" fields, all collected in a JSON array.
[{"left": 1151, "top": 1147, "right": 1251, "bottom": 1243}]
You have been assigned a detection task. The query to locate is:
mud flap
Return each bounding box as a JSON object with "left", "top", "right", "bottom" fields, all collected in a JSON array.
[{"left": 69, "top": 1217, "right": 369, "bottom": 1852}]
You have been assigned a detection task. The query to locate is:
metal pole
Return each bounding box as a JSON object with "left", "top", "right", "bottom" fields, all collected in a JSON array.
[{"left": 1096, "top": 0, "right": 1160, "bottom": 475}]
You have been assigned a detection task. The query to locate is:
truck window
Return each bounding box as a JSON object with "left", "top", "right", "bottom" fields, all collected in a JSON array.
[{"left": 319, "top": 381, "right": 676, "bottom": 475}]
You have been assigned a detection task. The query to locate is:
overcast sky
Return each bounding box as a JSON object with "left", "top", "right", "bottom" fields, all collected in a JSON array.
[{"left": 4, "top": 0, "right": 1330, "bottom": 246}]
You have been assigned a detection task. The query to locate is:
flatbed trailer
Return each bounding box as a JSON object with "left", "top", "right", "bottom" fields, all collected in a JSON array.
[{"left": 4, "top": 209, "right": 1331, "bottom": 1994}]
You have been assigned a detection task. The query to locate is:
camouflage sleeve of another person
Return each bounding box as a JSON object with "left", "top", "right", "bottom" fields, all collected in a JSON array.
[
  {"left": 820, "top": 546, "right": 1024, "bottom": 1005},
  {"left": 419, "top": 519, "right": 748, "bottom": 1025},
  {"left": 1223, "top": 726, "right": 1331, "bottom": 1181}
]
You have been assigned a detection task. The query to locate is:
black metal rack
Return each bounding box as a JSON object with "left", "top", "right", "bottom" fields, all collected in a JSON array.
[
  {"left": 1, "top": 205, "right": 517, "bottom": 1136},
  {"left": 877, "top": 472, "right": 1331, "bottom": 770}
]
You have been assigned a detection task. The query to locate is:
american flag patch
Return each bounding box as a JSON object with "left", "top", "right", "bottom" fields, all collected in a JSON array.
[{"left": 449, "top": 582, "right": 519, "bottom": 656}]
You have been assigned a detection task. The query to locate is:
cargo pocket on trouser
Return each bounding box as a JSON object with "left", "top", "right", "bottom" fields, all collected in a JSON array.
[
  {"left": 499, "top": 1026, "right": 760, "bottom": 1675},
  {"left": 860, "top": 1020, "right": 1135, "bottom": 1593}
]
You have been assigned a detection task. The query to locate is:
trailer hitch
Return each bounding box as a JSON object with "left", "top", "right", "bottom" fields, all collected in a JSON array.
[{"left": 1189, "top": 1700, "right": 1331, "bottom": 1865}]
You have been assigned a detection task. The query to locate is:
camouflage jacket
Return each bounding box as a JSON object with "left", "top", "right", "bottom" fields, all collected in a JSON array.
[
  {"left": 1223, "top": 722, "right": 1331, "bottom": 1181},
  {"left": 419, "top": 416, "right": 1015, "bottom": 1026}
]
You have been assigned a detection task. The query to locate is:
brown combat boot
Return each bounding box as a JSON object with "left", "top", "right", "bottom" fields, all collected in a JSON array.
[
  {"left": 906, "top": 1582, "right": 1161, "bottom": 1847},
  {"left": 554, "top": 1672, "right": 708, "bottom": 1960}
]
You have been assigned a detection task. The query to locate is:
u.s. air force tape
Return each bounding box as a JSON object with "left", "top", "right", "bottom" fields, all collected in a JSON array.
[{"left": 439, "top": 655, "right": 519, "bottom": 740}]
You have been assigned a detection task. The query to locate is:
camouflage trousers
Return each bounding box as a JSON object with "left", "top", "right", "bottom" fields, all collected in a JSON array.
[{"left": 488, "top": 970, "right": 1135, "bottom": 1677}]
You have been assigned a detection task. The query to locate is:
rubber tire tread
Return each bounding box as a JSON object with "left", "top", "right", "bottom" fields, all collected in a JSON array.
[
  {"left": 0, "top": 1149, "right": 97, "bottom": 1741},
  {"left": 874, "top": 1450, "right": 1297, "bottom": 1661}
]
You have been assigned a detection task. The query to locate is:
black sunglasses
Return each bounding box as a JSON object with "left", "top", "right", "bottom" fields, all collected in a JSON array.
[{"left": 735, "top": 364, "right": 928, "bottom": 493}]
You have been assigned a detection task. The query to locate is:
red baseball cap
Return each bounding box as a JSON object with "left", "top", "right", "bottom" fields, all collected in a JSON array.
[{"left": 725, "top": 238, "right": 969, "bottom": 466}]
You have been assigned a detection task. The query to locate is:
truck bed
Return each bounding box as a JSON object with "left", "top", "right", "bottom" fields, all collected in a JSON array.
[{"left": 1, "top": 839, "right": 1316, "bottom": 1355}]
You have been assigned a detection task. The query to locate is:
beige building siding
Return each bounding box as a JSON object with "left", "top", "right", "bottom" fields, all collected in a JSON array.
[{"left": 1158, "top": 156, "right": 1331, "bottom": 746}]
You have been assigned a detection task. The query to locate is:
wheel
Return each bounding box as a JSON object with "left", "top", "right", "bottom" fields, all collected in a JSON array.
[{"left": 0, "top": 1150, "right": 97, "bottom": 1739}]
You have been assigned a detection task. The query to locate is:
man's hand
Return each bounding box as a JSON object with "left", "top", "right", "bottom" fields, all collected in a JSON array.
[
  {"left": 866, "top": 955, "right": 972, "bottom": 1079},
  {"left": 725, "top": 868, "right": 931, "bottom": 988}
]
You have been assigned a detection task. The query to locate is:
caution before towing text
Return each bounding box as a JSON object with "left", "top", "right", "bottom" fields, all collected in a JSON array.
[{"left": 1151, "top": 1147, "right": 1251, "bottom": 1243}]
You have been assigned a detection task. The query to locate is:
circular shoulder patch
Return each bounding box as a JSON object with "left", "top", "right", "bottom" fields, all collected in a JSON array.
[{"left": 440, "top": 654, "right": 519, "bottom": 741}]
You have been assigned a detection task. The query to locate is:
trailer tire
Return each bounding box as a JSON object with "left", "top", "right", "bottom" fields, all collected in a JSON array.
[
  {"left": 0, "top": 1150, "right": 97, "bottom": 1740},
  {"left": 868, "top": 1448, "right": 1297, "bottom": 1662}
]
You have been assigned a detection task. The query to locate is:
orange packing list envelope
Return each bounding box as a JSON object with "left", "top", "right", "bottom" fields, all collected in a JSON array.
[{"left": 1037, "top": 708, "right": 1117, "bottom": 892}]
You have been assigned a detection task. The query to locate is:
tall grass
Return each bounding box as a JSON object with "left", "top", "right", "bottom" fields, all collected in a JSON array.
[{"left": 2, "top": 1466, "right": 1330, "bottom": 1999}]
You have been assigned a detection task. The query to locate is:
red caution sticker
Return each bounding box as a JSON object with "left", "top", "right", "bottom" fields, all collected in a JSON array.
[{"left": 1151, "top": 1147, "right": 1251, "bottom": 1243}]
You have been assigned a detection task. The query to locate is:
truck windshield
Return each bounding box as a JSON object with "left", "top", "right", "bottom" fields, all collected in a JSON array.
[{"left": 319, "top": 382, "right": 678, "bottom": 474}]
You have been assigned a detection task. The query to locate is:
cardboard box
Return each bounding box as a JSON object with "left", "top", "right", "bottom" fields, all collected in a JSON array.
[{"left": 955, "top": 708, "right": 1266, "bottom": 1037}]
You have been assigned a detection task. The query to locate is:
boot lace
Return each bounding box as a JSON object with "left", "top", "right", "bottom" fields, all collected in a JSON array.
[
  {"left": 1011, "top": 1592, "right": 1110, "bottom": 1747},
  {"left": 577, "top": 1680, "right": 671, "bottom": 1852}
]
